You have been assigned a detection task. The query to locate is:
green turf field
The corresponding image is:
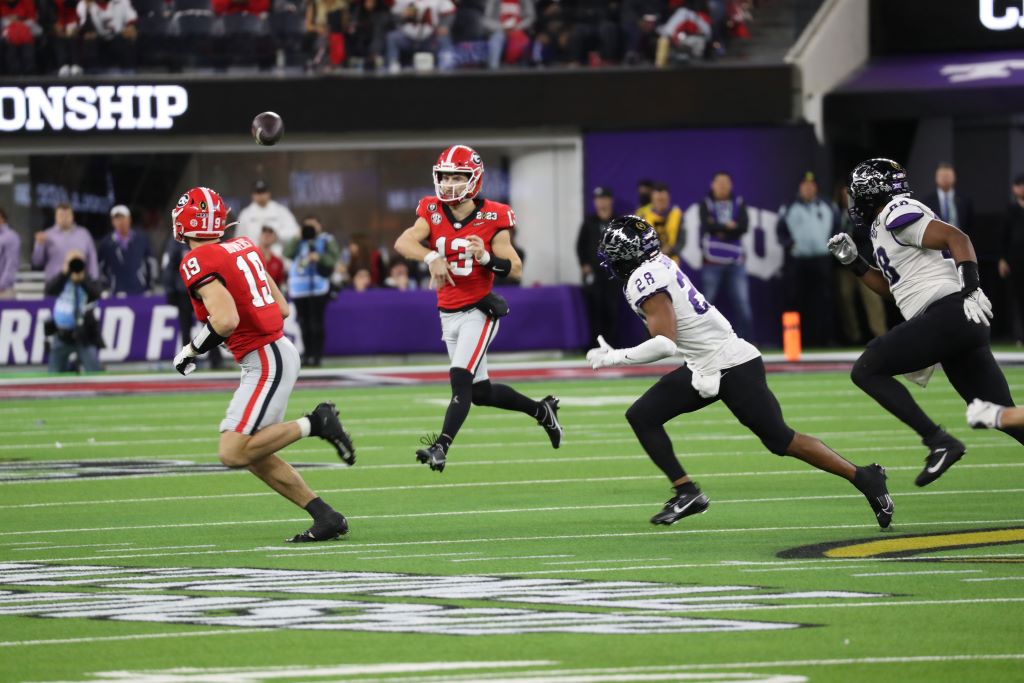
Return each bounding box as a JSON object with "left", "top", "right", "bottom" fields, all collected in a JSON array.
[{"left": 1, "top": 368, "right": 1023, "bottom": 683}]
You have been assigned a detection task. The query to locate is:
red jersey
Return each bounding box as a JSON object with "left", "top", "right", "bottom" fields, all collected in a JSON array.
[
  {"left": 179, "top": 237, "right": 283, "bottom": 361},
  {"left": 416, "top": 196, "right": 516, "bottom": 310}
]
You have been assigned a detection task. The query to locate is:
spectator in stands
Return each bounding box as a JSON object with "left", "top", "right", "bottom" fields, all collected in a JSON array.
[
  {"left": 637, "top": 182, "right": 683, "bottom": 260},
  {"left": 307, "top": 0, "right": 348, "bottom": 70},
  {"left": 77, "top": 0, "right": 138, "bottom": 72},
  {"left": 699, "top": 170, "right": 753, "bottom": 340},
  {"left": 0, "top": 208, "right": 20, "bottom": 299},
  {"left": 833, "top": 185, "right": 886, "bottom": 344},
  {"left": 384, "top": 257, "right": 416, "bottom": 290},
  {"left": 346, "top": 0, "right": 390, "bottom": 69},
  {"left": 530, "top": 0, "right": 568, "bottom": 65},
  {"left": 45, "top": 249, "right": 103, "bottom": 373},
  {"left": 45, "top": 0, "right": 82, "bottom": 75},
  {"left": 161, "top": 235, "right": 224, "bottom": 368},
  {"left": 778, "top": 172, "right": 836, "bottom": 347},
  {"left": 999, "top": 174, "right": 1024, "bottom": 343},
  {"left": 258, "top": 225, "right": 286, "bottom": 285},
  {"left": 285, "top": 215, "right": 338, "bottom": 367},
  {"left": 481, "top": 0, "right": 534, "bottom": 70},
  {"left": 213, "top": 0, "right": 268, "bottom": 15},
  {"left": 236, "top": 179, "right": 300, "bottom": 251},
  {"left": 351, "top": 267, "right": 372, "bottom": 291},
  {"left": 1, "top": 0, "right": 40, "bottom": 75},
  {"left": 635, "top": 177, "right": 654, "bottom": 210},
  {"left": 97, "top": 204, "right": 152, "bottom": 296},
  {"left": 567, "top": 0, "right": 618, "bottom": 66},
  {"left": 33, "top": 203, "right": 99, "bottom": 281},
  {"left": 621, "top": 0, "right": 664, "bottom": 64},
  {"left": 385, "top": 0, "right": 455, "bottom": 73},
  {"left": 346, "top": 232, "right": 384, "bottom": 284},
  {"left": 657, "top": 0, "right": 710, "bottom": 64},
  {"left": 922, "top": 162, "right": 973, "bottom": 235},
  {"left": 577, "top": 186, "right": 620, "bottom": 347}
]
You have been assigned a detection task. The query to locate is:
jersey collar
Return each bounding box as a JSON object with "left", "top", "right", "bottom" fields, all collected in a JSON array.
[{"left": 442, "top": 198, "right": 483, "bottom": 230}]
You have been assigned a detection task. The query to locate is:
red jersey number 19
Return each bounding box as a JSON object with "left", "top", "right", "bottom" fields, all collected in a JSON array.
[
  {"left": 237, "top": 252, "right": 275, "bottom": 307},
  {"left": 436, "top": 236, "right": 473, "bottom": 276}
]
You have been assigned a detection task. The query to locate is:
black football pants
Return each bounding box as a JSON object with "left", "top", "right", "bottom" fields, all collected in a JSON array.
[
  {"left": 626, "top": 357, "right": 796, "bottom": 483},
  {"left": 850, "top": 292, "right": 1024, "bottom": 445}
]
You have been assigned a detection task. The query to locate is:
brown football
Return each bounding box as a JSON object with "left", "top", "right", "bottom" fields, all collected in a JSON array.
[{"left": 252, "top": 111, "right": 284, "bottom": 146}]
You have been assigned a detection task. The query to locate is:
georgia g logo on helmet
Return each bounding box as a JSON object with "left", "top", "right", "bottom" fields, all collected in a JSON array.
[{"left": 172, "top": 186, "right": 229, "bottom": 244}]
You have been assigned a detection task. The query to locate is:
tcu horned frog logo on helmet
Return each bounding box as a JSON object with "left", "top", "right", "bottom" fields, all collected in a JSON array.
[
  {"left": 172, "top": 186, "right": 230, "bottom": 243},
  {"left": 433, "top": 145, "right": 484, "bottom": 206}
]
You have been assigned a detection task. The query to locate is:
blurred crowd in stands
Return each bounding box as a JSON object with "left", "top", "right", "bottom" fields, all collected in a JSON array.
[{"left": 0, "top": 0, "right": 753, "bottom": 75}]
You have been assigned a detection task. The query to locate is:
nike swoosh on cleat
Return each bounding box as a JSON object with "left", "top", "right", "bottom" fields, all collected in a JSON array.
[
  {"left": 672, "top": 498, "right": 699, "bottom": 514},
  {"left": 926, "top": 449, "right": 948, "bottom": 474},
  {"left": 879, "top": 496, "right": 893, "bottom": 515}
]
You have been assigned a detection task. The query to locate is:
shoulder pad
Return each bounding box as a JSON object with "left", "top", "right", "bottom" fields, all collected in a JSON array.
[
  {"left": 625, "top": 258, "right": 674, "bottom": 305},
  {"left": 883, "top": 197, "right": 930, "bottom": 231}
]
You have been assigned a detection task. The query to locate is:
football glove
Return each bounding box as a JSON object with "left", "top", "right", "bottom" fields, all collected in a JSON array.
[
  {"left": 963, "top": 289, "right": 994, "bottom": 326},
  {"left": 967, "top": 398, "right": 1003, "bottom": 429},
  {"left": 827, "top": 233, "right": 858, "bottom": 265},
  {"left": 586, "top": 335, "right": 619, "bottom": 369},
  {"left": 173, "top": 343, "right": 198, "bottom": 376}
]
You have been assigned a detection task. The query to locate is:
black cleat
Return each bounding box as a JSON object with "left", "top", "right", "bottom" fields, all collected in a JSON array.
[
  {"left": 854, "top": 463, "right": 894, "bottom": 529},
  {"left": 650, "top": 488, "right": 710, "bottom": 526},
  {"left": 286, "top": 511, "right": 348, "bottom": 543},
  {"left": 416, "top": 435, "right": 447, "bottom": 473},
  {"left": 309, "top": 401, "right": 355, "bottom": 466},
  {"left": 915, "top": 428, "right": 965, "bottom": 487},
  {"left": 537, "top": 395, "right": 563, "bottom": 449}
]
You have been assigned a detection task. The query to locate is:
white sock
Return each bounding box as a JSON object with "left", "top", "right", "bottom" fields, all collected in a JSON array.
[{"left": 297, "top": 416, "right": 312, "bottom": 438}]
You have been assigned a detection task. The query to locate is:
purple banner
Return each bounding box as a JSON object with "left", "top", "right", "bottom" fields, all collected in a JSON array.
[
  {"left": 839, "top": 51, "right": 1024, "bottom": 93},
  {"left": 0, "top": 286, "right": 590, "bottom": 366}
]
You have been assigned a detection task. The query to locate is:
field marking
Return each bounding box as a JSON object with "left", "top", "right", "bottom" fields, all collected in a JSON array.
[
  {"left": 357, "top": 551, "right": 482, "bottom": 561},
  {"left": 738, "top": 565, "right": 876, "bottom": 573},
  {"left": 13, "top": 542, "right": 134, "bottom": 552},
  {"left": 963, "top": 576, "right": 1024, "bottom": 582},
  {"left": 449, "top": 554, "right": 574, "bottom": 563},
  {"left": 542, "top": 558, "right": 673, "bottom": 566},
  {"left": 850, "top": 569, "right": 985, "bottom": 578},
  {"left": 0, "top": 628, "right": 269, "bottom": 648},
  {"left": 94, "top": 544, "right": 216, "bottom": 553}
]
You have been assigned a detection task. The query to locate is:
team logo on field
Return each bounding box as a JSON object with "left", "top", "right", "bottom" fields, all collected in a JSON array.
[
  {"left": 431, "top": 213, "right": 442, "bottom": 225},
  {"left": 779, "top": 526, "right": 1024, "bottom": 562},
  {"left": 0, "top": 563, "right": 891, "bottom": 636}
]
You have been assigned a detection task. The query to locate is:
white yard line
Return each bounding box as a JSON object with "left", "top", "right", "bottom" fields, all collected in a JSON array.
[
  {"left": 0, "top": 628, "right": 271, "bottom": 648},
  {"left": 449, "top": 555, "right": 574, "bottom": 563},
  {"left": 850, "top": 569, "right": 984, "bottom": 578},
  {"left": 962, "top": 576, "right": 1024, "bottom": 582},
  {"left": 542, "top": 558, "right": 673, "bottom": 566}
]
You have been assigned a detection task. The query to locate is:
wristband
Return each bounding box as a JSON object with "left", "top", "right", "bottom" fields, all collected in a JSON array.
[
  {"left": 850, "top": 256, "right": 870, "bottom": 277},
  {"left": 190, "top": 321, "right": 228, "bottom": 355},
  {"left": 482, "top": 254, "right": 512, "bottom": 276},
  {"left": 957, "top": 261, "right": 980, "bottom": 293},
  {"left": 424, "top": 251, "right": 442, "bottom": 265}
]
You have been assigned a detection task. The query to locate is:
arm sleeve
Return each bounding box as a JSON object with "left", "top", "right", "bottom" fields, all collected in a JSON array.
[
  {"left": 617, "top": 335, "right": 678, "bottom": 365},
  {"left": 31, "top": 236, "right": 46, "bottom": 270},
  {"left": 86, "top": 238, "right": 99, "bottom": 279},
  {"left": 576, "top": 222, "right": 591, "bottom": 266}
]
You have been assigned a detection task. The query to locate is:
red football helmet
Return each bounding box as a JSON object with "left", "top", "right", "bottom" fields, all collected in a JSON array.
[
  {"left": 172, "top": 186, "right": 229, "bottom": 243},
  {"left": 433, "top": 145, "right": 484, "bottom": 206}
]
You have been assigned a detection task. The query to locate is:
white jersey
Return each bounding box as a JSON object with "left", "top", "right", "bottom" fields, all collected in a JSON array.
[
  {"left": 624, "top": 254, "right": 760, "bottom": 374},
  {"left": 870, "top": 196, "right": 961, "bottom": 319}
]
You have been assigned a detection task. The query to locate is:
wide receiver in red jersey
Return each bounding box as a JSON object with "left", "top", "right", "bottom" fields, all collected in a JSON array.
[
  {"left": 394, "top": 145, "right": 563, "bottom": 472},
  {"left": 171, "top": 186, "right": 355, "bottom": 542}
]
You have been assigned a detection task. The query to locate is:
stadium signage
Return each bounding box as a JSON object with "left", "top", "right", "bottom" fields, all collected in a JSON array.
[
  {"left": 0, "top": 85, "right": 188, "bottom": 133},
  {"left": 0, "top": 563, "right": 889, "bottom": 636},
  {"left": 980, "top": 0, "right": 1024, "bottom": 30}
]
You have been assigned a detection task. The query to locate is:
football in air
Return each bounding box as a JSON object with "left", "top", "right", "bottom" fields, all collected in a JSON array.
[{"left": 252, "top": 111, "right": 284, "bottom": 146}]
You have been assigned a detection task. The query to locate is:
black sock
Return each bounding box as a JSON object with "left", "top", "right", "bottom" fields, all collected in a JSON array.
[
  {"left": 852, "top": 466, "right": 873, "bottom": 493},
  {"left": 436, "top": 433, "right": 453, "bottom": 452},
  {"left": 675, "top": 481, "right": 699, "bottom": 496},
  {"left": 440, "top": 368, "right": 474, "bottom": 448},
  {"left": 304, "top": 496, "right": 333, "bottom": 521},
  {"left": 473, "top": 381, "right": 540, "bottom": 416}
]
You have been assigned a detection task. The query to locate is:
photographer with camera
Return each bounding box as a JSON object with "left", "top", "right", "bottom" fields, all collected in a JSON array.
[
  {"left": 44, "top": 249, "right": 103, "bottom": 373},
  {"left": 284, "top": 215, "right": 339, "bottom": 367}
]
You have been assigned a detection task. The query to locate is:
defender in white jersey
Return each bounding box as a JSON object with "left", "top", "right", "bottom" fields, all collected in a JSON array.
[
  {"left": 589, "top": 216, "right": 893, "bottom": 528},
  {"left": 830, "top": 158, "right": 1024, "bottom": 486}
]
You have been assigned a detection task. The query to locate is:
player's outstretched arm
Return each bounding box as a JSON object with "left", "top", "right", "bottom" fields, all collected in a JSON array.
[
  {"left": 827, "top": 233, "right": 891, "bottom": 298},
  {"left": 587, "top": 293, "right": 677, "bottom": 369},
  {"left": 267, "top": 275, "right": 289, "bottom": 319}
]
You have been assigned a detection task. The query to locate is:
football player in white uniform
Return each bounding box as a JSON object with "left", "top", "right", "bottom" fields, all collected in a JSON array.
[
  {"left": 829, "top": 158, "right": 1023, "bottom": 487},
  {"left": 589, "top": 216, "right": 893, "bottom": 528}
]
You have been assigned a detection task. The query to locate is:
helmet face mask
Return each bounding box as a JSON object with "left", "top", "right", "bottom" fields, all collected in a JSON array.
[
  {"left": 598, "top": 215, "right": 662, "bottom": 279},
  {"left": 172, "top": 186, "right": 229, "bottom": 243},
  {"left": 433, "top": 145, "right": 484, "bottom": 206},
  {"left": 848, "top": 158, "right": 912, "bottom": 228}
]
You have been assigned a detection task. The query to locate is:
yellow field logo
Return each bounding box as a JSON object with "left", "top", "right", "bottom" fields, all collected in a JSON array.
[{"left": 780, "top": 526, "right": 1024, "bottom": 562}]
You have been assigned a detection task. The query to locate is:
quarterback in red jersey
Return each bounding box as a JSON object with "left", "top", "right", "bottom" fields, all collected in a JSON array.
[
  {"left": 171, "top": 186, "right": 355, "bottom": 542},
  {"left": 394, "top": 146, "right": 563, "bottom": 472}
]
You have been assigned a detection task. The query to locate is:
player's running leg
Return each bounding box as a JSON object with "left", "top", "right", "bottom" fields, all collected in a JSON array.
[
  {"left": 722, "top": 357, "right": 893, "bottom": 528},
  {"left": 625, "top": 365, "right": 713, "bottom": 525},
  {"left": 470, "top": 345, "right": 563, "bottom": 448}
]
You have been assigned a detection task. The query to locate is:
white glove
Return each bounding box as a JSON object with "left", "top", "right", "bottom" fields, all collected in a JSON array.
[
  {"left": 586, "top": 335, "right": 621, "bottom": 369},
  {"left": 173, "top": 343, "right": 198, "bottom": 376},
  {"left": 963, "top": 288, "right": 994, "bottom": 326},
  {"left": 967, "top": 398, "right": 1003, "bottom": 429},
  {"left": 827, "top": 233, "right": 858, "bottom": 265}
]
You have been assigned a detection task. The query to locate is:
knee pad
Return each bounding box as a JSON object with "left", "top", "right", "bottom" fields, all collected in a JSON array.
[{"left": 471, "top": 380, "right": 493, "bottom": 406}]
